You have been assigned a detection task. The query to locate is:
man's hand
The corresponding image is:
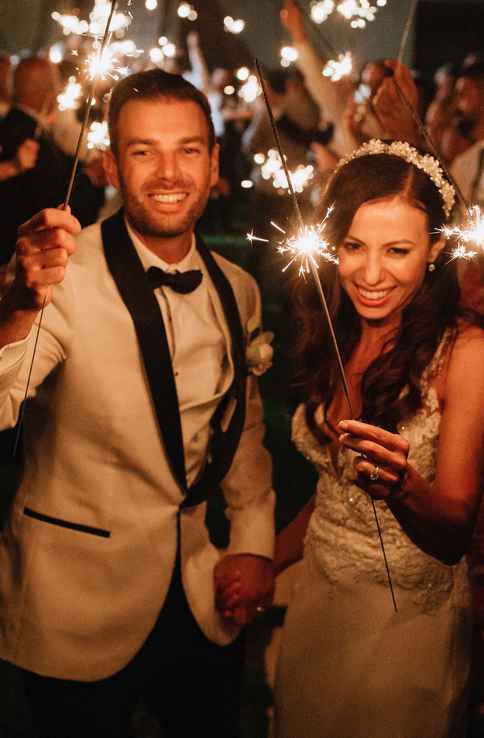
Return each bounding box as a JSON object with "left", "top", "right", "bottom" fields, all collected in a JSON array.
[
  {"left": 281, "top": 0, "right": 306, "bottom": 43},
  {"left": 13, "top": 208, "right": 81, "bottom": 312},
  {"left": 214, "top": 553, "right": 275, "bottom": 627},
  {"left": 372, "top": 60, "right": 420, "bottom": 145},
  {"left": 15, "top": 138, "right": 39, "bottom": 174}
]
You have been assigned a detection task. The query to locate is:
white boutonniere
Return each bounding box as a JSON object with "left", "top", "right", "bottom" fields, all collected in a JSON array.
[{"left": 245, "top": 316, "right": 274, "bottom": 376}]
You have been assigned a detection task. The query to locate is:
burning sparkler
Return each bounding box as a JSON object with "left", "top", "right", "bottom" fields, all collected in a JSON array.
[
  {"left": 322, "top": 51, "right": 353, "bottom": 81},
  {"left": 224, "top": 16, "right": 246, "bottom": 34},
  {"left": 13, "top": 0, "right": 123, "bottom": 460},
  {"left": 247, "top": 209, "right": 337, "bottom": 276},
  {"left": 442, "top": 205, "right": 484, "bottom": 261},
  {"left": 308, "top": 0, "right": 387, "bottom": 28},
  {"left": 57, "top": 77, "right": 83, "bottom": 111},
  {"left": 87, "top": 120, "right": 110, "bottom": 150},
  {"left": 254, "top": 58, "right": 398, "bottom": 611}
]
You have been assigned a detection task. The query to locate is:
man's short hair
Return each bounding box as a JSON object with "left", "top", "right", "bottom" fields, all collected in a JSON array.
[{"left": 108, "top": 69, "right": 216, "bottom": 155}]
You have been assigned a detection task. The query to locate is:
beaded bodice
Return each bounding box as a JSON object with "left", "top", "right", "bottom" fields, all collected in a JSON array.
[{"left": 292, "top": 332, "right": 470, "bottom": 612}]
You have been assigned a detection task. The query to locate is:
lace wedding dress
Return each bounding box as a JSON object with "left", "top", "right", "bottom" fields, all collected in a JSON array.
[{"left": 274, "top": 338, "right": 472, "bottom": 738}]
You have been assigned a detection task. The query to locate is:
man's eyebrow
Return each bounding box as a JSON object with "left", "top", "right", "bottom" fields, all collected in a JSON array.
[{"left": 125, "top": 136, "right": 207, "bottom": 147}]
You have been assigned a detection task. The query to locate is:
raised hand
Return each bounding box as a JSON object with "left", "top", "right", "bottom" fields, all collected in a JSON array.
[
  {"left": 15, "top": 138, "right": 39, "bottom": 173},
  {"left": 214, "top": 553, "right": 275, "bottom": 627},
  {"left": 13, "top": 207, "right": 81, "bottom": 312},
  {"left": 372, "top": 60, "right": 420, "bottom": 145},
  {"left": 280, "top": 0, "right": 306, "bottom": 43},
  {"left": 338, "top": 419, "right": 409, "bottom": 499}
]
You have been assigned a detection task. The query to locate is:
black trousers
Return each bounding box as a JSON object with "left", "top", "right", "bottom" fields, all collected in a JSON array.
[{"left": 21, "top": 556, "right": 244, "bottom": 738}]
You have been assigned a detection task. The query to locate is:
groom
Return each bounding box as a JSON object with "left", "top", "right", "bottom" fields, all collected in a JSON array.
[{"left": 0, "top": 70, "right": 275, "bottom": 737}]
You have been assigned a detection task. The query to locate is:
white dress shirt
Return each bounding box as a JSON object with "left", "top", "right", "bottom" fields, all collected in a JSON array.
[{"left": 127, "top": 223, "right": 230, "bottom": 485}]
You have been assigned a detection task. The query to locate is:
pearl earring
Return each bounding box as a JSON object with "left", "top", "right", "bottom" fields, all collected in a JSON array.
[{"left": 428, "top": 262, "right": 436, "bottom": 272}]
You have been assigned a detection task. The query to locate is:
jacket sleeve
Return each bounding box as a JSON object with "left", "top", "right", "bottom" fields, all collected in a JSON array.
[
  {"left": 220, "top": 272, "right": 275, "bottom": 559},
  {"left": 0, "top": 274, "right": 74, "bottom": 430}
]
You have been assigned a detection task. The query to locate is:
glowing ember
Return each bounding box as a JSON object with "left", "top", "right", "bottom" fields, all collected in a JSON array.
[{"left": 322, "top": 51, "right": 353, "bottom": 81}]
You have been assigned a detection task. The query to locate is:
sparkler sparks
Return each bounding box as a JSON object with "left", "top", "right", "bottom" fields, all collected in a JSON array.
[
  {"left": 224, "top": 16, "right": 246, "bottom": 34},
  {"left": 256, "top": 150, "right": 315, "bottom": 194},
  {"left": 441, "top": 205, "right": 484, "bottom": 261},
  {"left": 87, "top": 120, "right": 110, "bottom": 150},
  {"left": 247, "top": 207, "right": 337, "bottom": 277},
  {"left": 57, "top": 77, "right": 83, "bottom": 111},
  {"left": 308, "top": 0, "right": 387, "bottom": 28},
  {"left": 322, "top": 51, "right": 353, "bottom": 81}
]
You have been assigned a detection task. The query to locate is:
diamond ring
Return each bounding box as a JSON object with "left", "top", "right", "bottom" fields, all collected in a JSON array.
[{"left": 369, "top": 465, "right": 380, "bottom": 482}]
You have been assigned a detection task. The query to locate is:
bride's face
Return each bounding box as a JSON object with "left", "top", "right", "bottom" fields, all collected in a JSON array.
[{"left": 337, "top": 196, "right": 444, "bottom": 326}]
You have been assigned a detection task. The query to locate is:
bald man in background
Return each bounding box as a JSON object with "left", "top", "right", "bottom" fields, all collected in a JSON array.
[{"left": 0, "top": 56, "right": 104, "bottom": 266}]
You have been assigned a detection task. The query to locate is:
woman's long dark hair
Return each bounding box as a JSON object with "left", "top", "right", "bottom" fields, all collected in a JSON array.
[{"left": 293, "top": 152, "right": 474, "bottom": 438}]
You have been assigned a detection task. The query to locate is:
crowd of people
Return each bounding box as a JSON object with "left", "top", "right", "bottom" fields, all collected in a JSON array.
[{"left": 0, "top": 1, "right": 483, "bottom": 737}]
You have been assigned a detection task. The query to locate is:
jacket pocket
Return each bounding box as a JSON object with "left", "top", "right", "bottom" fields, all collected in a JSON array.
[{"left": 23, "top": 507, "right": 111, "bottom": 538}]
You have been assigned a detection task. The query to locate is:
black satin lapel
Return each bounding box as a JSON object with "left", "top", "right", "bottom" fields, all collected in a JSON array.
[
  {"left": 184, "top": 236, "right": 247, "bottom": 505},
  {"left": 101, "top": 210, "right": 187, "bottom": 492}
]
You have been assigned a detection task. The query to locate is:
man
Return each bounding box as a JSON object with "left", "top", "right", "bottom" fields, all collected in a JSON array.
[
  {"left": 0, "top": 56, "right": 103, "bottom": 265},
  {"left": 450, "top": 61, "right": 484, "bottom": 205},
  {"left": 0, "top": 70, "right": 275, "bottom": 738}
]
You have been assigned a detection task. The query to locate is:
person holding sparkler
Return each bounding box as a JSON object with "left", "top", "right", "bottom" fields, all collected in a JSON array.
[
  {"left": 0, "top": 69, "right": 275, "bottom": 738},
  {"left": 221, "top": 140, "right": 484, "bottom": 737}
]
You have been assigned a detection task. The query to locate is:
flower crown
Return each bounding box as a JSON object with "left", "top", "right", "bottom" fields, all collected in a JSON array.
[{"left": 335, "top": 139, "right": 456, "bottom": 218}]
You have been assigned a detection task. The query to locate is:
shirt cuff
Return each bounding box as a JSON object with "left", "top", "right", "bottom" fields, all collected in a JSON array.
[{"left": 0, "top": 332, "right": 31, "bottom": 374}]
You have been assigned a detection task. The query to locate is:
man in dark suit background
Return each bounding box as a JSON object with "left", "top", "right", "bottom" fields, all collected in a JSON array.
[{"left": 0, "top": 56, "right": 104, "bottom": 266}]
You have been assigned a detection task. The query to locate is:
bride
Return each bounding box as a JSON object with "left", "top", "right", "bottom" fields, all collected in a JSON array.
[
  {"left": 218, "top": 140, "right": 484, "bottom": 738},
  {"left": 270, "top": 141, "right": 484, "bottom": 738}
]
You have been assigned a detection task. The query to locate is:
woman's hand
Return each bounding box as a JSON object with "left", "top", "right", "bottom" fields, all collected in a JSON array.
[{"left": 338, "top": 419, "right": 409, "bottom": 499}]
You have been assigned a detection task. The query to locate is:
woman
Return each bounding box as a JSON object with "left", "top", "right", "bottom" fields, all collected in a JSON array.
[
  {"left": 219, "top": 140, "right": 484, "bottom": 737},
  {"left": 270, "top": 140, "right": 484, "bottom": 738}
]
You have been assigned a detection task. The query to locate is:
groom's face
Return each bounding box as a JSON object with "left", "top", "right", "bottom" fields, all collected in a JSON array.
[{"left": 105, "top": 97, "right": 219, "bottom": 240}]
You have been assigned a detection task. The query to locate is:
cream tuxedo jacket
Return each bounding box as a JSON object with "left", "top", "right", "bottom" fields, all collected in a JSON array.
[{"left": 0, "top": 221, "right": 275, "bottom": 680}]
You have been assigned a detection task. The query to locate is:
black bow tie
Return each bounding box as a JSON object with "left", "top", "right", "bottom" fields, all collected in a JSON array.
[{"left": 146, "top": 266, "right": 203, "bottom": 294}]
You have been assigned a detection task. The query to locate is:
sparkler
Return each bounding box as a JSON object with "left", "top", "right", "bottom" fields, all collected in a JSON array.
[
  {"left": 87, "top": 120, "right": 110, "bottom": 150},
  {"left": 13, "top": 0, "right": 121, "bottom": 458},
  {"left": 57, "top": 77, "right": 83, "bottom": 111},
  {"left": 442, "top": 205, "right": 484, "bottom": 261},
  {"left": 322, "top": 51, "right": 353, "bottom": 81},
  {"left": 65, "top": 0, "right": 119, "bottom": 207},
  {"left": 397, "top": 0, "right": 418, "bottom": 65},
  {"left": 308, "top": 0, "right": 387, "bottom": 29},
  {"left": 177, "top": 3, "right": 198, "bottom": 21},
  {"left": 254, "top": 58, "right": 398, "bottom": 612},
  {"left": 386, "top": 74, "right": 484, "bottom": 262},
  {"left": 224, "top": 16, "right": 246, "bottom": 34}
]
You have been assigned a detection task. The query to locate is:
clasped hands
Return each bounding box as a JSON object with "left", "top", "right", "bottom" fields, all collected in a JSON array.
[{"left": 214, "top": 553, "right": 275, "bottom": 627}]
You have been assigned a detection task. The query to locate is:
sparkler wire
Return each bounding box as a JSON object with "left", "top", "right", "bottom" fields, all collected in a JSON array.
[
  {"left": 255, "top": 59, "right": 397, "bottom": 611},
  {"left": 64, "top": 0, "right": 117, "bottom": 207},
  {"left": 397, "top": 0, "right": 418, "bottom": 65},
  {"left": 12, "top": 0, "right": 118, "bottom": 458}
]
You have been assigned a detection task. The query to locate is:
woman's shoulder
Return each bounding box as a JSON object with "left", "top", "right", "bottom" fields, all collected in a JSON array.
[{"left": 442, "top": 323, "right": 484, "bottom": 406}]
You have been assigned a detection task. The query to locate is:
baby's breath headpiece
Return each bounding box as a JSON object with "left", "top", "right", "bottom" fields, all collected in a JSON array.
[{"left": 335, "top": 139, "right": 456, "bottom": 218}]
